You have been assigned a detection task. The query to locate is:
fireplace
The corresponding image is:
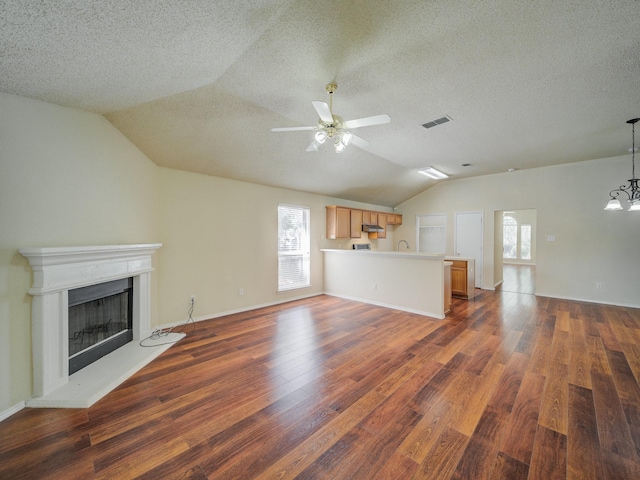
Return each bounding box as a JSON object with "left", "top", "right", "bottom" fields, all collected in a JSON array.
[
  {"left": 18, "top": 244, "right": 181, "bottom": 408},
  {"left": 68, "top": 277, "right": 134, "bottom": 374}
]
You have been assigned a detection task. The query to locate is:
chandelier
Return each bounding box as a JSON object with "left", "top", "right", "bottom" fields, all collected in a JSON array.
[{"left": 605, "top": 118, "right": 640, "bottom": 211}]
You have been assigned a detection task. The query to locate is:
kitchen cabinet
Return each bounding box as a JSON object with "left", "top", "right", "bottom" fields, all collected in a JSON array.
[
  {"left": 387, "top": 214, "right": 403, "bottom": 225},
  {"left": 363, "top": 211, "right": 378, "bottom": 225},
  {"left": 350, "top": 209, "right": 363, "bottom": 238},
  {"left": 376, "top": 214, "right": 387, "bottom": 238},
  {"left": 327, "top": 206, "right": 403, "bottom": 240},
  {"left": 326, "top": 206, "right": 351, "bottom": 239},
  {"left": 449, "top": 258, "right": 475, "bottom": 298}
]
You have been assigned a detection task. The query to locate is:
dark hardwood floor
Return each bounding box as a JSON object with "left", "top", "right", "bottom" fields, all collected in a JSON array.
[{"left": 2, "top": 291, "right": 640, "bottom": 479}]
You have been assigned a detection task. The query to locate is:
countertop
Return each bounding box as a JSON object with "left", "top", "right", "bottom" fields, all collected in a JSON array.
[
  {"left": 444, "top": 256, "right": 475, "bottom": 262},
  {"left": 321, "top": 249, "right": 445, "bottom": 260}
]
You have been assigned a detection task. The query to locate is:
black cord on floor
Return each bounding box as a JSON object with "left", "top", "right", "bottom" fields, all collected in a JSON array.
[{"left": 139, "top": 301, "right": 196, "bottom": 347}]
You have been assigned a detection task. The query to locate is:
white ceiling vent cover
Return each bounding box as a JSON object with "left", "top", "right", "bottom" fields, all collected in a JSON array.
[{"left": 422, "top": 115, "right": 452, "bottom": 129}]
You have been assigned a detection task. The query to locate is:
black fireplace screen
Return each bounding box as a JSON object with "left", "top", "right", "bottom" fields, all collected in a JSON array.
[{"left": 68, "top": 277, "right": 133, "bottom": 374}]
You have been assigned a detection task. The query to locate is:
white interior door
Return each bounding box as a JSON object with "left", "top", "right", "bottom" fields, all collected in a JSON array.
[{"left": 455, "top": 212, "right": 483, "bottom": 288}]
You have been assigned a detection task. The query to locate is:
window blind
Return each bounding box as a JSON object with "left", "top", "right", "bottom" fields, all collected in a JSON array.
[{"left": 277, "top": 204, "right": 310, "bottom": 292}]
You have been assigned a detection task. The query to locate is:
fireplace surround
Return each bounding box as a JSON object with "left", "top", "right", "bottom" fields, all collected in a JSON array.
[{"left": 19, "top": 244, "right": 181, "bottom": 408}]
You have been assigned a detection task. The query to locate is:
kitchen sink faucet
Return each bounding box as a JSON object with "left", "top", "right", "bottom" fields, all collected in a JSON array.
[{"left": 397, "top": 240, "right": 410, "bottom": 251}]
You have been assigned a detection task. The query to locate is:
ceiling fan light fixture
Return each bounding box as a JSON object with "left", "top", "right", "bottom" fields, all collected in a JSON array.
[
  {"left": 418, "top": 167, "right": 449, "bottom": 179},
  {"left": 272, "top": 83, "right": 390, "bottom": 154}
]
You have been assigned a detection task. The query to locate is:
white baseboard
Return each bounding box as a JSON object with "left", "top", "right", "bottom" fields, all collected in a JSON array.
[
  {"left": 323, "top": 292, "right": 445, "bottom": 320},
  {"left": 0, "top": 401, "right": 25, "bottom": 423},
  {"left": 534, "top": 291, "right": 640, "bottom": 309},
  {"left": 163, "top": 292, "right": 325, "bottom": 328}
]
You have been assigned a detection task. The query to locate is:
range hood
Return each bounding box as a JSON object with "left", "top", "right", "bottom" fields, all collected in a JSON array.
[{"left": 362, "top": 223, "right": 384, "bottom": 233}]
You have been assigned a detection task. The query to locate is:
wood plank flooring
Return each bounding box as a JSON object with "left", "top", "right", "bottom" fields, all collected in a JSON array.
[
  {"left": 2, "top": 291, "right": 640, "bottom": 479},
  {"left": 497, "top": 264, "right": 536, "bottom": 295}
]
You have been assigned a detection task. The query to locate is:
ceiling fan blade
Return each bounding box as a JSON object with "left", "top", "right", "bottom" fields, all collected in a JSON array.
[
  {"left": 305, "top": 140, "right": 320, "bottom": 152},
  {"left": 350, "top": 134, "right": 370, "bottom": 149},
  {"left": 271, "top": 126, "right": 315, "bottom": 132},
  {"left": 343, "top": 114, "right": 391, "bottom": 129},
  {"left": 312, "top": 101, "right": 334, "bottom": 123}
]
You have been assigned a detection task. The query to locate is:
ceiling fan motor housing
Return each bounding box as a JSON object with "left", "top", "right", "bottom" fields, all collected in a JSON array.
[{"left": 321, "top": 115, "right": 344, "bottom": 138}]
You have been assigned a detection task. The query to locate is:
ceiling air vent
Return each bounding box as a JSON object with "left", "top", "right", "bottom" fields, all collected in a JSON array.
[{"left": 422, "top": 115, "right": 452, "bottom": 129}]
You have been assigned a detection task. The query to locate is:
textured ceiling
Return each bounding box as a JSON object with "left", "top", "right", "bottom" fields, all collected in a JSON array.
[{"left": 2, "top": 0, "right": 639, "bottom": 207}]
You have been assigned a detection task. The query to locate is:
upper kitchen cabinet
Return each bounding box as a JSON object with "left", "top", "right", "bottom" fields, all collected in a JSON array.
[
  {"left": 387, "top": 214, "right": 403, "bottom": 225},
  {"left": 327, "top": 206, "right": 402, "bottom": 240},
  {"left": 350, "top": 209, "right": 363, "bottom": 238},
  {"left": 326, "top": 206, "right": 351, "bottom": 239},
  {"left": 375, "top": 214, "right": 388, "bottom": 239}
]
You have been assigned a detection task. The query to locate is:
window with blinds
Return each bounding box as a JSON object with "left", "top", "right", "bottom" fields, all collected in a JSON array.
[{"left": 277, "top": 204, "right": 311, "bottom": 292}]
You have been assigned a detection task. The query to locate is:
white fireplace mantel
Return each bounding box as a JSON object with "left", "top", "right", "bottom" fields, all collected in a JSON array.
[{"left": 19, "top": 244, "right": 180, "bottom": 408}]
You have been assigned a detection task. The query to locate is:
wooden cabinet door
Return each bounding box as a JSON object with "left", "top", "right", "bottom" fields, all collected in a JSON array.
[
  {"left": 327, "top": 206, "right": 351, "bottom": 239},
  {"left": 336, "top": 207, "right": 350, "bottom": 238},
  {"left": 387, "top": 214, "right": 403, "bottom": 225},
  {"left": 377, "top": 214, "right": 387, "bottom": 238},
  {"left": 451, "top": 260, "right": 468, "bottom": 297},
  {"left": 350, "top": 209, "right": 363, "bottom": 238},
  {"left": 362, "top": 211, "right": 371, "bottom": 225}
]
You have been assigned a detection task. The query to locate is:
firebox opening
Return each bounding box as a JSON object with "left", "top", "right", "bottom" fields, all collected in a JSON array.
[{"left": 68, "top": 277, "right": 133, "bottom": 374}]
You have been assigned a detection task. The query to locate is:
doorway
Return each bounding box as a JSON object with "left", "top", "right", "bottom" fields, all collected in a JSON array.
[{"left": 497, "top": 209, "right": 537, "bottom": 294}]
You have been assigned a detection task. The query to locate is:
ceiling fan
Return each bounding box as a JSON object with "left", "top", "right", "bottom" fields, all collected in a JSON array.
[{"left": 271, "top": 83, "right": 391, "bottom": 153}]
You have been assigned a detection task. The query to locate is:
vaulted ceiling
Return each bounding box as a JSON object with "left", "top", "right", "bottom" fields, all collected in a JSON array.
[{"left": 2, "top": 1, "right": 639, "bottom": 206}]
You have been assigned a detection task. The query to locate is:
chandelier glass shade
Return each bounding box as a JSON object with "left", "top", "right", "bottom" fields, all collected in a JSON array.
[{"left": 605, "top": 118, "right": 640, "bottom": 211}]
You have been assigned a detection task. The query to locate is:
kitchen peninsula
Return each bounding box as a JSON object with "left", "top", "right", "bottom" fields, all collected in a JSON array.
[{"left": 321, "top": 249, "right": 450, "bottom": 319}]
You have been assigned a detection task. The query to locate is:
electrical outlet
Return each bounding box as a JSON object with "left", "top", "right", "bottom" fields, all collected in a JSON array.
[
  {"left": 373, "top": 283, "right": 377, "bottom": 291},
  {"left": 190, "top": 294, "right": 196, "bottom": 304},
  {"left": 596, "top": 282, "right": 603, "bottom": 290},
  {"left": 239, "top": 288, "right": 244, "bottom": 296}
]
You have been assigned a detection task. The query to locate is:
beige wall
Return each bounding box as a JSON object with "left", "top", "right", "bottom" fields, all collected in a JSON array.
[
  {"left": 393, "top": 158, "right": 640, "bottom": 307},
  {"left": 0, "top": 93, "right": 160, "bottom": 415},
  {"left": 156, "top": 167, "right": 388, "bottom": 325}
]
